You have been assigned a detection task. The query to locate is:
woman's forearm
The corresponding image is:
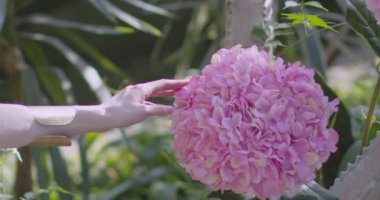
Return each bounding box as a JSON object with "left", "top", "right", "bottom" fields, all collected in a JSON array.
[
  {"left": 0, "top": 104, "right": 110, "bottom": 148},
  {"left": 0, "top": 79, "right": 189, "bottom": 149}
]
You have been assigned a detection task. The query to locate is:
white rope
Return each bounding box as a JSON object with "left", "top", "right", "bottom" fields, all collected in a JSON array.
[{"left": 263, "top": 0, "right": 275, "bottom": 57}]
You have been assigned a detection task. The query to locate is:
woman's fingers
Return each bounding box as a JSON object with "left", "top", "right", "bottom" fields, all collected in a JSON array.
[
  {"left": 150, "top": 90, "right": 176, "bottom": 97},
  {"left": 144, "top": 104, "right": 174, "bottom": 116},
  {"left": 137, "top": 78, "right": 189, "bottom": 97}
]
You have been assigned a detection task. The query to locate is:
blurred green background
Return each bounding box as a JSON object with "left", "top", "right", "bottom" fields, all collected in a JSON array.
[{"left": 0, "top": 0, "right": 378, "bottom": 199}]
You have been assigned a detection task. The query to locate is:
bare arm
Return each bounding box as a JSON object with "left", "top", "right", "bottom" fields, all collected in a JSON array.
[{"left": 0, "top": 79, "right": 188, "bottom": 149}]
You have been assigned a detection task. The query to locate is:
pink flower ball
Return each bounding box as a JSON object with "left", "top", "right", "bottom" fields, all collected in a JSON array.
[
  {"left": 366, "top": 0, "right": 380, "bottom": 24},
  {"left": 171, "top": 45, "right": 339, "bottom": 199}
]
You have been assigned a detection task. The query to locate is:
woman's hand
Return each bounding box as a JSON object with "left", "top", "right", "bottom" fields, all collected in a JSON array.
[
  {"left": 0, "top": 78, "right": 188, "bottom": 148},
  {"left": 101, "top": 78, "right": 189, "bottom": 128}
]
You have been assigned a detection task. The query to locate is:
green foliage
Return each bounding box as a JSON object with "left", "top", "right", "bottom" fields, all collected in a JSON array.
[
  {"left": 49, "top": 148, "right": 74, "bottom": 200},
  {"left": 57, "top": 29, "right": 128, "bottom": 80},
  {"left": 303, "top": 1, "right": 328, "bottom": 12},
  {"left": 368, "top": 121, "right": 380, "bottom": 141},
  {"left": 0, "top": 0, "right": 6, "bottom": 32},
  {"left": 2, "top": 0, "right": 380, "bottom": 200},
  {"left": 122, "top": 0, "right": 174, "bottom": 18},
  {"left": 282, "top": 13, "right": 335, "bottom": 31},
  {"left": 19, "top": 186, "right": 73, "bottom": 200},
  {"left": 208, "top": 190, "right": 243, "bottom": 200},
  {"left": 282, "top": 0, "right": 335, "bottom": 32},
  {"left": 346, "top": 0, "right": 380, "bottom": 57},
  {"left": 315, "top": 74, "right": 355, "bottom": 187},
  {"left": 22, "top": 14, "right": 134, "bottom": 35},
  {"left": 91, "top": 133, "right": 209, "bottom": 200},
  {"left": 88, "top": 0, "right": 162, "bottom": 36},
  {"left": 337, "top": 140, "right": 361, "bottom": 173},
  {"left": 283, "top": 1, "right": 328, "bottom": 11},
  {"left": 21, "top": 40, "right": 68, "bottom": 105},
  {"left": 0, "top": 148, "right": 23, "bottom": 162},
  {"left": 207, "top": 182, "right": 339, "bottom": 200},
  {"left": 78, "top": 135, "right": 90, "bottom": 200}
]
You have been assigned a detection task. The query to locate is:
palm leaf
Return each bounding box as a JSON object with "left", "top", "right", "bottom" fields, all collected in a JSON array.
[
  {"left": 88, "top": 0, "right": 117, "bottom": 23},
  {"left": 32, "top": 148, "right": 50, "bottom": 200},
  {"left": 89, "top": 0, "right": 161, "bottom": 36},
  {"left": 122, "top": 0, "right": 173, "bottom": 18},
  {"left": 20, "top": 32, "right": 112, "bottom": 101},
  {"left": 171, "top": 4, "right": 209, "bottom": 76},
  {"left": 0, "top": 0, "right": 7, "bottom": 32},
  {"left": 21, "top": 39, "right": 68, "bottom": 104},
  {"left": 346, "top": 0, "right": 380, "bottom": 56},
  {"left": 78, "top": 136, "right": 91, "bottom": 200},
  {"left": 298, "top": 27, "right": 326, "bottom": 76},
  {"left": 57, "top": 29, "right": 128, "bottom": 79},
  {"left": 21, "top": 14, "right": 134, "bottom": 35},
  {"left": 49, "top": 147, "right": 74, "bottom": 200}
]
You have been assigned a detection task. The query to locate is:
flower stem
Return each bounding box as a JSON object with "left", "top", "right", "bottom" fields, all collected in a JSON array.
[{"left": 361, "top": 63, "right": 380, "bottom": 152}]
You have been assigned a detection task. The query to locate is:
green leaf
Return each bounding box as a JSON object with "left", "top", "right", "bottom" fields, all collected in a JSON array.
[
  {"left": 88, "top": 0, "right": 117, "bottom": 22},
  {"left": 47, "top": 186, "right": 73, "bottom": 196},
  {"left": 292, "top": 19, "right": 309, "bottom": 27},
  {"left": 275, "top": 23, "right": 292, "bottom": 29},
  {"left": 12, "top": 148, "right": 22, "bottom": 162},
  {"left": 21, "top": 59, "right": 50, "bottom": 104},
  {"left": 304, "top": 1, "right": 328, "bottom": 11},
  {"left": 167, "top": 4, "right": 209, "bottom": 75},
  {"left": 98, "top": 0, "right": 161, "bottom": 36},
  {"left": 207, "top": 190, "right": 243, "bottom": 200},
  {"left": 282, "top": 13, "right": 336, "bottom": 31},
  {"left": 122, "top": 0, "right": 173, "bottom": 18},
  {"left": 337, "top": 140, "right": 361, "bottom": 173},
  {"left": 21, "top": 40, "right": 68, "bottom": 105},
  {"left": 57, "top": 29, "right": 128, "bottom": 79},
  {"left": 100, "top": 167, "right": 167, "bottom": 200},
  {"left": 0, "top": 0, "right": 7, "bottom": 32},
  {"left": 274, "top": 23, "right": 294, "bottom": 39},
  {"left": 49, "top": 148, "right": 73, "bottom": 200},
  {"left": 22, "top": 14, "right": 134, "bottom": 35},
  {"left": 266, "top": 39, "right": 286, "bottom": 47},
  {"left": 315, "top": 73, "right": 355, "bottom": 187},
  {"left": 282, "top": 13, "right": 305, "bottom": 21},
  {"left": 115, "top": 26, "right": 135, "bottom": 34},
  {"left": 99, "top": 180, "right": 134, "bottom": 200},
  {"left": 298, "top": 25, "right": 326, "bottom": 76},
  {"left": 283, "top": 0, "right": 301, "bottom": 9},
  {"left": 78, "top": 136, "right": 90, "bottom": 200},
  {"left": 346, "top": 0, "right": 380, "bottom": 56},
  {"left": 84, "top": 132, "right": 101, "bottom": 149},
  {"left": 369, "top": 121, "right": 380, "bottom": 142},
  {"left": 20, "top": 32, "right": 112, "bottom": 102},
  {"left": 149, "top": 182, "right": 177, "bottom": 200},
  {"left": 251, "top": 26, "right": 266, "bottom": 45},
  {"left": 306, "top": 15, "right": 335, "bottom": 31},
  {"left": 32, "top": 148, "right": 50, "bottom": 200},
  {"left": 275, "top": 29, "right": 294, "bottom": 36}
]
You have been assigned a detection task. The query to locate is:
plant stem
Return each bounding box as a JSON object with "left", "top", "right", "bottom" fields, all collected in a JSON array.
[{"left": 361, "top": 63, "right": 380, "bottom": 152}]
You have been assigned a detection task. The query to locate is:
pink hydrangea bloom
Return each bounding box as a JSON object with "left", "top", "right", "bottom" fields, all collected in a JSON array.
[
  {"left": 171, "top": 45, "right": 339, "bottom": 200},
  {"left": 366, "top": 0, "right": 380, "bottom": 24}
]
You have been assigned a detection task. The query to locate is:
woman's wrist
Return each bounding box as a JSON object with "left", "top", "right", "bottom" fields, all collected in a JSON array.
[{"left": 65, "top": 105, "right": 109, "bottom": 136}]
